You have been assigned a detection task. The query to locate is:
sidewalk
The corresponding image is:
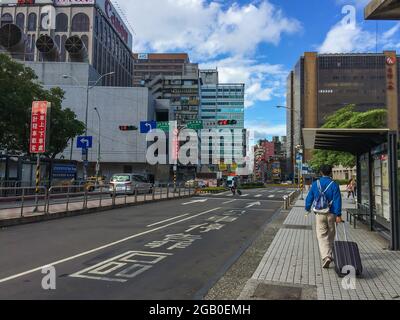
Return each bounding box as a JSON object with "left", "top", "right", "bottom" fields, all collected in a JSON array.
[{"left": 239, "top": 195, "right": 400, "bottom": 300}]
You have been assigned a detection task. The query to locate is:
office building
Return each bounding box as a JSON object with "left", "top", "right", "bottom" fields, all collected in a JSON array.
[
  {"left": 0, "top": 0, "right": 134, "bottom": 86},
  {"left": 132, "top": 53, "right": 191, "bottom": 86},
  {"left": 287, "top": 51, "right": 399, "bottom": 172},
  {"left": 199, "top": 69, "right": 246, "bottom": 175}
]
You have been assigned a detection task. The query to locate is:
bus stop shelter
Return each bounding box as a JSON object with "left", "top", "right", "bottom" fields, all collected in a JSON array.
[{"left": 303, "top": 128, "right": 400, "bottom": 250}]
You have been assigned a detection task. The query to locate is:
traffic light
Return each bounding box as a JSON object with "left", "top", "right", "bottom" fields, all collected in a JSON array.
[
  {"left": 119, "top": 125, "right": 138, "bottom": 131},
  {"left": 218, "top": 120, "right": 237, "bottom": 126}
]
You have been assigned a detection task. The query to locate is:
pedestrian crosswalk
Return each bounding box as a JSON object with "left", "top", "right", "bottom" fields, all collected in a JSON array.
[{"left": 201, "top": 189, "right": 296, "bottom": 200}]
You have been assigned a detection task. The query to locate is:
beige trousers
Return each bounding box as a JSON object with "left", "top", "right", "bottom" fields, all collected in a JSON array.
[{"left": 315, "top": 213, "right": 336, "bottom": 260}]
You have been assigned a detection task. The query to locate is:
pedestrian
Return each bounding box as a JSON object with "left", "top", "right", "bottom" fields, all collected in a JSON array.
[
  {"left": 305, "top": 165, "right": 343, "bottom": 269},
  {"left": 346, "top": 178, "right": 356, "bottom": 199}
]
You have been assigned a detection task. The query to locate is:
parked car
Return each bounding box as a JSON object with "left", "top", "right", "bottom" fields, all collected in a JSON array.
[{"left": 109, "top": 174, "right": 153, "bottom": 196}]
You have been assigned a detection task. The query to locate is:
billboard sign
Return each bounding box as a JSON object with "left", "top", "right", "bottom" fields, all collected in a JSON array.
[
  {"left": 29, "top": 101, "right": 50, "bottom": 154},
  {"left": 54, "top": 0, "right": 95, "bottom": 5},
  {"left": 52, "top": 164, "right": 77, "bottom": 179},
  {"left": 96, "top": 0, "right": 133, "bottom": 48}
]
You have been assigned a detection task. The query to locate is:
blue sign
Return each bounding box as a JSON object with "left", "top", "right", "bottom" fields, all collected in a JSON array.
[
  {"left": 52, "top": 164, "right": 77, "bottom": 179},
  {"left": 77, "top": 136, "right": 93, "bottom": 149},
  {"left": 140, "top": 121, "right": 157, "bottom": 134}
]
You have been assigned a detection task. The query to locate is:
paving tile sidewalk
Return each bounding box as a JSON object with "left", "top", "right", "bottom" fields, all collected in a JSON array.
[{"left": 239, "top": 194, "right": 400, "bottom": 300}]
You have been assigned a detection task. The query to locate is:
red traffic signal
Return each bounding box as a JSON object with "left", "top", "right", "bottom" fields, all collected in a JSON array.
[
  {"left": 218, "top": 120, "right": 237, "bottom": 126},
  {"left": 119, "top": 125, "right": 138, "bottom": 131}
]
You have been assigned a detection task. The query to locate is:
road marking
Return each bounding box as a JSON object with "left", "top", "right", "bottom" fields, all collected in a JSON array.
[
  {"left": 246, "top": 201, "right": 261, "bottom": 208},
  {"left": 0, "top": 207, "right": 221, "bottom": 284},
  {"left": 70, "top": 251, "right": 172, "bottom": 283},
  {"left": 240, "top": 194, "right": 249, "bottom": 197},
  {"left": 191, "top": 197, "right": 282, "bottom": 203},
  {"left": 268, "top": 195, "right": 275, "bottom": 198},
  {"left": 147, "top": 214, "right": 189, "bottom": 227},
  {"left": 222, "top": 199, "right": 237, "bottom": 204},
  {"left": 182, "top": 199, "right": 208, "bottom": 206},
  {"left": 254, "top": 194, "right": 262, "bottom": 198}
]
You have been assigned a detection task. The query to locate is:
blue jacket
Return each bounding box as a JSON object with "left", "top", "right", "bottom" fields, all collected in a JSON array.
[{"left": 305, "top": 177, "right": 342, "bottom": 216}]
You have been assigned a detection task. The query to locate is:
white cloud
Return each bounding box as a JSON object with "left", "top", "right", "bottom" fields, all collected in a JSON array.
[
  {"left": 318, "top": 22, "right": 376, "bottom": 53},
  {"left": 118, "top": 0, "right": 299, "bottom": 108},
  {"left": 246, "top": 122, "right": 287, "bottom": 140},
  {"left": 119, "top": 0, "right": 300, "bottom": 59},
  {"left": 200, "top": 56, "right": 288, "bottom": 107}
]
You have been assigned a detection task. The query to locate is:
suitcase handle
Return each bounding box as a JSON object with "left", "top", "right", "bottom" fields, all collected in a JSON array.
[{"left": 335, "top": 221, "right": 348, "bottom": 242}]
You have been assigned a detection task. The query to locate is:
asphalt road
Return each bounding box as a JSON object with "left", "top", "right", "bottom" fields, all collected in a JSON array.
[{"left": 0, "top": 187, "right": 294, "bottom": 300}]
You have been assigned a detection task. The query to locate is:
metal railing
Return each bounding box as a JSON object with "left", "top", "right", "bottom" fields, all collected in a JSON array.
[{"left": 0, "top": 183, "right": 195, "bottom": 219}]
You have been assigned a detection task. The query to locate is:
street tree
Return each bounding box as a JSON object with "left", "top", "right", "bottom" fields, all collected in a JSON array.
[
  {"left": 308, "top": 105, "right": 387, "bottom": 171},
  {"left": 0, "top": 53, "right": 85, "bottom": 158}
]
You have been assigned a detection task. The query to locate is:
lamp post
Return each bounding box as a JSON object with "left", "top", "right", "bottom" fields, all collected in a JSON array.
[
  {"left": 94, "top": 107, "right": 101, "bottom": 182},
  {"left": 275, "top": 105, "right": 302, "bottom": 186},
  {"left": 62, "top": 72, "right": 114, "bottom": 180}
]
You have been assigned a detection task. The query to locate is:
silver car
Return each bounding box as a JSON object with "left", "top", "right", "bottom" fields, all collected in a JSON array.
[{"left": 109, "top": 174, "right": 153, "bottom": 195}]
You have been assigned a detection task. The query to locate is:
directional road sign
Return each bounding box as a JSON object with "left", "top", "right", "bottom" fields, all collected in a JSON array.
[
  {"left": 140, "top": 121, "right": 157, "bottom": 134},
  {"left": 157, "top": 121, "right": 170, "bottom": 132},
  {"left": 77, "top": 136, "right": 93, "bottom": 149}
]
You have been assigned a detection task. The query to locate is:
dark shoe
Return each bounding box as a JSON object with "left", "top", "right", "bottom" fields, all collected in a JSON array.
[{"left": 322, "top": 257, "right": 332, "bottom": 269}]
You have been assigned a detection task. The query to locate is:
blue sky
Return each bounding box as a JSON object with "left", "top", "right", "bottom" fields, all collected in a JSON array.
[{"left": 119, "top": 0, "right": 400, "bottom": 140}]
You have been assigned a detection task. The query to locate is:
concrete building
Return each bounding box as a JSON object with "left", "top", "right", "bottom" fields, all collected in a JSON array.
[
  {"left": 22, "top": 61, "right": 162, "bottom": 180},
  {"left": 132, "top": 53, "right": 191, "bottom": 86},
  {"left": 286, "top": 51, "right": 400, "bottom": 172},
  {"left": 148, "top": 63, "right": 200, "bottom": 126},
  {"left": 365, "top": 0, "right": 400, "bottom": 20},
  {"left": 0, "top": 0, "right": 134, "bottom": 86}
]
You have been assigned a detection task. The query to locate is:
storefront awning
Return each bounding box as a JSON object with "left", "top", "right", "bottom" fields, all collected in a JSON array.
[
  {"left": 365, "top": 0, "right": 400, "bottom": 20},
  {"left": 303, "top": 128, "right": 391, "bottom": 154}
]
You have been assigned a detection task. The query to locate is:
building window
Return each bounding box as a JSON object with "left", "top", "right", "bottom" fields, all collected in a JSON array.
[
  {"left": 56, "top": 13, "right": 68, "bottom": 32},
  {"left": 71, "top": 13, "right": 90, "bottom": 32},
  {"left": 81, "top": 35, "right": 89, "bottom": 51},
  {"left": 1, "top": 13, "right": 13, "bottom": 27},
  {"left": 16, "top": 13, "right": 25, "bottom": 30},
  {"left": 27, "top": 13, "right": 37, "bottom": 31}
]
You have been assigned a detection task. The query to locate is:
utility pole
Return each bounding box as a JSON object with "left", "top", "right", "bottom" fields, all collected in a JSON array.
[{"left": 94, "top": 107, "right": 101, "bottom": 182}]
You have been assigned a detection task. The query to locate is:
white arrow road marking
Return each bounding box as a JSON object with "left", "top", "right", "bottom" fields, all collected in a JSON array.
[
  {"left": 246, "top": 201, "right": 261, "bottom": 208},
  {"left": 222, "top": 199, "right": 237, "bottom": 204},
  {"left": 0, "top": 207, "right": 221, "bottom": 284},
  {"left": 182, "top": 199, "right": 208, "bottom": 205}
]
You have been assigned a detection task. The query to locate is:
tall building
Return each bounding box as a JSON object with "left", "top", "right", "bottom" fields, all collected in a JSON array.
[
  {"left": 0, "top": 0, "right": 134, "bottom": 87},
  {"left": 148, "top": 62, "right": 200, "bottom": 126},
  {"left": 287, "top": 51, "right": 399, "bottom": 171},
  {"left": 199, "top": 69, "right": 246, "bottom": 175},
  {"left": 132, "top": 53, "right": 191, "bottom": 86}
]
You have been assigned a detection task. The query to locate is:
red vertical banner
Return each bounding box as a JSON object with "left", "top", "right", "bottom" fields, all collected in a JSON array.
[{"left": 29, "top": 101, "right": 50, "bottom": 154}]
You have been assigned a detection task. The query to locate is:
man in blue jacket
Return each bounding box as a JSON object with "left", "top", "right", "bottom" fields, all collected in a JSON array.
[{"left": 306, "top": 165, "right": 343, "bottom": 269}]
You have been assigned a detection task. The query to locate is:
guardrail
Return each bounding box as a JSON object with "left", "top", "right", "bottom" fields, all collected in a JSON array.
[
  {"left": 283, "top": 189, "right": 301, "bottom": 210},
  {"left": 0, "top": 183, "right": 195, "bottom": 219}
]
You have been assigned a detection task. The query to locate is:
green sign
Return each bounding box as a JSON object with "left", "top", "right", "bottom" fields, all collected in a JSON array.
[
  {"left": 187, "top": 120, "right": 203, "bottom": 130},
  {"left": 157, "top": 122, "right": 170, "bottom": 132}
]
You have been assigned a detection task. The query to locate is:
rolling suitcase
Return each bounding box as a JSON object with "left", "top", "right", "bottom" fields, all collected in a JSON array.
[{"left": 333, "top": 222, "right": 363, "bottom": 277}]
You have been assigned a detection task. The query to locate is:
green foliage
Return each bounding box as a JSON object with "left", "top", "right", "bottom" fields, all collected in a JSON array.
[
  {"left": 0, "top": 54, "right": 85, "bottom": 158},
  {"left": 309, "top": 105, "right": 387, "bottom": 171}
]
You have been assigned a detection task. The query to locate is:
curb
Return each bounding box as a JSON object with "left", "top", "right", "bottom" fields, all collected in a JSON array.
[{"left": 0, "top": 195, "right": 194, "bottom": 228}]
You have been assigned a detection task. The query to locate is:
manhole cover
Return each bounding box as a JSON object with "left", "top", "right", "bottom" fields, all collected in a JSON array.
[{"left": 252, "top": 284, "right": 303, "bottom": 300}]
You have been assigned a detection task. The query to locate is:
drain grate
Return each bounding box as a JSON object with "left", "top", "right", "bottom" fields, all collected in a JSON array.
[{"left": 283, "top": 225, "right": 313, "bottom": 230}]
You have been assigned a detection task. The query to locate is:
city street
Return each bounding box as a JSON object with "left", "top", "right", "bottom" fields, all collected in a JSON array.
[{"left": 0, "top": 187, "right": 291, "bottom": 300}]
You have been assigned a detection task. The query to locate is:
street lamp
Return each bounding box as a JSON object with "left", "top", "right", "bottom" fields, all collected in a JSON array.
[
  {"left": 275, "top": 105, "right": 303, "bottom": 189},
  {"left": 94, "top": 107, "right": 101, "bottom": 182},
  {"left": 62, "top": 72, "right": 115, "bottom": 180}
]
